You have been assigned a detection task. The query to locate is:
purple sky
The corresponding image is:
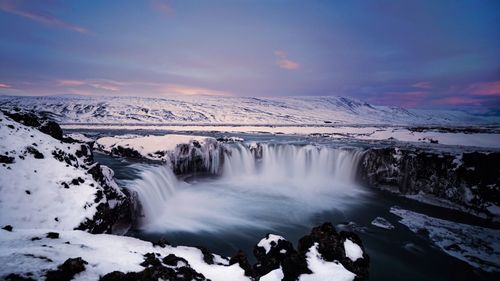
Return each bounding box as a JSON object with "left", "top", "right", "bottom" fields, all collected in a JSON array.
[{"left": 0, "top": 0, "right": 499, "bottom": 113}]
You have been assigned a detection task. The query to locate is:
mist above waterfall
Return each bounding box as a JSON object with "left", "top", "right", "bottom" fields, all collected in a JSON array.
[{"left": 125, "top": 143, "right": 369, "bottom": 233}]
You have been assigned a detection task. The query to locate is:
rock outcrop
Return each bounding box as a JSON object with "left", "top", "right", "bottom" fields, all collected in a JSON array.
[
  {"left": 253, "top": 223, "right": 369, "bottom": 281},
  {"left": 361, "top": 147, "right": 500, "bottom": 219}
]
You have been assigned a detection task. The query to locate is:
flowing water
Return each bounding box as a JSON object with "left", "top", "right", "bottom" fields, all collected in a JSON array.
[
  {"left": 88, "top": 131, "right": 497, "bottom": 281},
  {"left": 124, "top": 143, "right": 368, "bottom": 233}
]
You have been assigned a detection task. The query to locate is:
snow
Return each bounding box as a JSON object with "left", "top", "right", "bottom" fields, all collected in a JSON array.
[
  {"left": 95, "top": 134, "right": 215, "bottom": 161},
  {"left": 343, "top": 239, "right": 363, "bottom": 262},
  {"left": 1, "top": 95, "right": 497, "bottom": 125},
  {"left": 299, "top": 243, "right": 356, "bottom": 281},
  {"left": 257, "top": 234, "right": 285, "bottom": 254},
  {"left": 64, "top": 124, "right": 500, "bottom": 149},
  {"left": 404, "top": 192, "right": 489, "bottom": 219},
  {"left": 371, "top": 217, "right": 395, "bottom": 230},
  {"left": 0, "top": 112, "right": 111, "bottom": 230},
  {"left": 390, "top": 206, "right": 500, "bottom": 272},
  {"left": 260, "top": 267, "right": 284, "bottom": 281},
  {"left": 168, "top": 246, "right": 248, "bottom": 281},
  {"left": 65, "top": 133, "right": 94, "bottom": 143},
  {"left": 0, "top": 228, "right": 250, "bottom": 281}
]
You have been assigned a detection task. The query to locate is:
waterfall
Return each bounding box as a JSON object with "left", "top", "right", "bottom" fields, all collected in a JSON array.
[
  {"left": 124, "top": 164, "right": 185, "bottom": 226},
  {"left": 126, "top": 142, "right": 367, "bottom": 232},
  {"left": 222, "top": 143, "right": 364, "bottom": 186}
]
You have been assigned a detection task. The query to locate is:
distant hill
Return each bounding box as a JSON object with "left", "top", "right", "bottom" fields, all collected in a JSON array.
[{"left": 0, "top": 95, "right": 497, "bottom": 125}]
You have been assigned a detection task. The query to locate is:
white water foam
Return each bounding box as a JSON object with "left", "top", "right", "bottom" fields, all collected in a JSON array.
[{"left": 125, "top": 143, "right": 368, "bottom": 233}]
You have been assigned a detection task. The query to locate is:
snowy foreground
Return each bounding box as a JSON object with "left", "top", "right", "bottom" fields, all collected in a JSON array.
[
  {"left": 0, "top": 226, "right": 368, "bottom": 281},
  {"left": 0, "top": 95, "right": 497, "bottom": 125},
  {"left": 0, "top": 111, "right": 369, "bottom": 280}
]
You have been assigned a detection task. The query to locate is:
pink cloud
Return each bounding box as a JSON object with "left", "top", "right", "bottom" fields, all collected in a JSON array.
[
  {"left": 375, "top": 91, "right": 430, "bottom": 108},
  {"left": 56, "top": 79, "right": 122, "bottom": 92},
  {"left": 0, "top": 83, "right": 11, "bottom": 88},
  {"left": 412, "top": 81, "right": 432, "bottom": 89},
  {"left": 57, "top": 80, "right": 86, "bottom": 86},
  {"left": 56, "top": 79, "right": 230, "bottom": 96},
  {"left": 274, "top": 50, "right": 300, "bottom": 70},
  {"left": 435, "top": 97, "right": 482, "bottom": 106},
  {"left": 151, "top": 0, "right": 173, "bottom": 15},
  {"left": 467, "top": 81, "right": 500, "bottom": 96},
  {"left": 161, "top": 84, "right": 231, "bottom": 96},
  {"left": 0, "top": 2, "right": 88, "bottom": 33}
]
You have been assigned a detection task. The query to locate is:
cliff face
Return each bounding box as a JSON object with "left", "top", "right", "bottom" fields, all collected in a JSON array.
[{"left": 360, "top": 147, "right": 500, "bottom": 219}]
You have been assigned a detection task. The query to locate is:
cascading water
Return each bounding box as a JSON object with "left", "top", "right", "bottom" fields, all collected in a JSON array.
[
  {"left": 125, "top": 142, "right": 368, "bottom": 233},
  {"left": 223, "top": 143, "right": 364, "bottom": 186}
]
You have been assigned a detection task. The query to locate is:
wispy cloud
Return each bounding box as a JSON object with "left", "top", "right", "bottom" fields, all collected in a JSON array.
[
  {"left": 467, "top": 81, "right": 500, "bottom": 96},
  {"left": 0, "top": 1, "right": 88, "bottom": 33},
  {"left": 412, "top": 81, "right": 432, "bottom": 89},
  {"left": 375, "top": 91, "right": 430, "bottom": 108},
  {"left": 56, "top": 79, "right": 230, "bottom": 96},
  {"left": 57, "top": 79, "right": 122, "bottom": 92},
  {"left": 434, "top": 96, "right": 482, "bottom": 106},
  {"left": 0, "top": 83, "right": 11, "bottom": 89},
  {"left": 151, "top": 0, "right": 173, "bottom": 16},
  {"left": 274, "top": 50, "right": 300, "bottom": 70},
  {"left": 161, "top": 84, "right": 230, "bottom": 96}
]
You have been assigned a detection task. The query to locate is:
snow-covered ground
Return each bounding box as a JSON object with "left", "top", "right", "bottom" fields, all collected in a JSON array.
[
  {"left": 0, "top": 228, "right": 249, "bottom": 281},
  {"left": 95, "top": 134, "right": 216, "bottom": 161},
  {"left": 0, "top": 95, "right": 497, "bottom": 125},
  {"left": 0, "top": 228, "right": 365, "bottom": 281},
  {"left": 390, "top": 206, "right": 500, "bottom": 272},
  {"left": 0, "top": 112, "right": 124, "bottom": 231}
]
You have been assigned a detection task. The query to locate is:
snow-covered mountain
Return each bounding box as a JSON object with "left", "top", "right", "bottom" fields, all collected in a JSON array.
[{"left": 0, "top": 95, "right": 495, "bottom": 125}]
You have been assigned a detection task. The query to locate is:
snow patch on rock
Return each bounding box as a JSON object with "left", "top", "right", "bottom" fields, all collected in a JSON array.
[
  {"left": 343, "top": 239, "right": 363, "bottom": 262},
  {"left": 257, "top": 234, "right": 285, "bottom": 254},
  {"left": 96, "top": 134, "right": 214, "bottom": 161},
  {"left": 299, "top": 243, "right": 356, "bottom": 281}
]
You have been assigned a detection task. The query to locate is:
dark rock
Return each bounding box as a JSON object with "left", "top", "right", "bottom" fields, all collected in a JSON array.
[
  {"left": 4, "top": 273, "right": 35, "bottom": 281},
  {"left": 4, "top": 112, "right": 41, "bottom": 127},
  {"left": 45, "top": 257, "right": 87, "bottom": 281},
  {"left": 110, "top": 146, "right": 142, "bottom": 159},
  {"left": 26, "top": 146, "right": 44, "bottom": 159},
  {"left": 229, "top": 250, "right": 255, "bottom": 277},
  {"left": 162, "top": 254, "right": 188, "bottom": 267},
  {"left": 196, "top": 246, "right": 215, "bottom": 265},
  {"left": 25, "top": 190, "right": 31, "bottom": 195},
  {"left": 140, "top": 252, "right": 162, "bottom": 267},
  {"left": 253, "top": 234, "right": 296, "bottom": 277},
  {"left": 361, "top": 148, "right": 500, "bottom": 219},
  {"left": 76, "top": 164, "right": 132, "bottom": 234},
  {"left": 2, "top": 225, "right": 13, "bottom": 231},
  {"left": 39, "top": 121, "right": 63, "bottom": 140},
  {"left": 3, "top": 111, "right": 64, "bottom": 140},
  {"left": 0, "top": 155, "right": 15, "bottom": 164},
  {"left": 101, "top": 266, "right": 207, "bottom": 281},
  {"left": 153, "top": 238, "right": 171, "bottom": 248},
  {"left": 46, "top": 232, "right": 59, "bottom": 239}
]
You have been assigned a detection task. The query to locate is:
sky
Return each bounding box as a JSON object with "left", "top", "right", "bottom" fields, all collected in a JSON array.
[{"left": 0, "top": 0, "right": 499, "bottom": 113}]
